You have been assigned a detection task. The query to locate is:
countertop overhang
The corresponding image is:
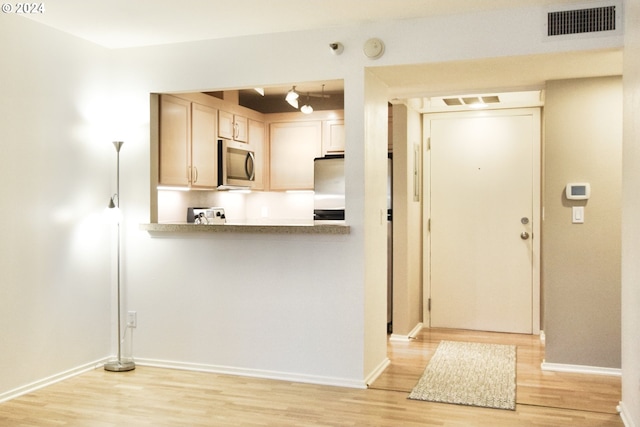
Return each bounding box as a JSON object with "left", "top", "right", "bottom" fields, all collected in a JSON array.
[{"left": 140, "top": 222, "right": 350, "bottom": 235}]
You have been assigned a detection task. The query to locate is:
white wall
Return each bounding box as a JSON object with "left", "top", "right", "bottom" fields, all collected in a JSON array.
[
  {"left": 0, "top": 2, "right": 630, "bottom": 399},
  {"left": 621, "top": 0, "right": 640, "bottom": 424},
  {"left": 109, "top": 28, "right": 378, "bottom": 387},
  {"left": 0, "top": 17, "right": 112, "bottom": 399},
  {"left": 362, "top": 70, "right": 390, "bottom": 378},
  {"left": 391, "top": 104, "right": 423, "bottom": 337}
]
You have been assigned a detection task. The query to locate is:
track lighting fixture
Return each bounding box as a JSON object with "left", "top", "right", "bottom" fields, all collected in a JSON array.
[
  {"left": 284, "top": 84, "right": 329, "bottom": 112},
  {"left": 285, "top": 86, "right": 299, "bottom": 109},
  {"left": 301, "top": 92, "right": 313, "bottom": 114}
]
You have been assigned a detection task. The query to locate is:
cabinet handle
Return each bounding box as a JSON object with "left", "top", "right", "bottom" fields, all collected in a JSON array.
[
  {"left": 245, "top": 152, "right": 255, "bottom": 181},
  {"left": 193, "top": 166, "right": 198, "bottom": 183},
  {"left": 234, "top": 122, "right": 239, "bottom": 139}
]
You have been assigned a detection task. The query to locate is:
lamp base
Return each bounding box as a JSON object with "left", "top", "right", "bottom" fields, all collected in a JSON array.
[{"left": 104, "top": 359, "right": 136, "bottom": 372}]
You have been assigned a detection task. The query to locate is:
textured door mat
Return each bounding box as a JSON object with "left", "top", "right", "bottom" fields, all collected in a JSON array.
[{"left": 408, "top": 340, "right": 516, "bottom": 410}]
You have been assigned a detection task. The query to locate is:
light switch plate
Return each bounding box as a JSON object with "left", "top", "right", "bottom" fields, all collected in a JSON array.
[
  {"left": 127, "top": 311, "right": 137, "bottom": 328},
  {"left": 572, "top": 206, "right": 584, "bottom": 224}
]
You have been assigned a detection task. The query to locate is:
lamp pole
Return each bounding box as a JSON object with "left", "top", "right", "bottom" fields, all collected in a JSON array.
[{"left": 105, "top": 141, "right": 135, "bottom": 372}]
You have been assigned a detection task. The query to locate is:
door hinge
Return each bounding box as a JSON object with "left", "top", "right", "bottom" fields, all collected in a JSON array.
[
  {"left": 428, "top": 218, "right": 431, "bottom": 232},
  {"left": 426, "top": 137, "right": 431, "bottom": 151},
  {"left": 428, "top": 298, "right": 431, "bottom": 311}
]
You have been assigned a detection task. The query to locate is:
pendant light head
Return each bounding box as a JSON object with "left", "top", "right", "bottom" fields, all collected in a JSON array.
[
  {"left": 285, "top": 86, "right": 299, "bottom": 109},
  {"left": 300, "top": 92, "right": 313, "bottom": 114}
]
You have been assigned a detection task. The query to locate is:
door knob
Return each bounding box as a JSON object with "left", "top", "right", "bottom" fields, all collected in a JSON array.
[{"left": 520, "top": 231, "right": 530, "bottom": 240}]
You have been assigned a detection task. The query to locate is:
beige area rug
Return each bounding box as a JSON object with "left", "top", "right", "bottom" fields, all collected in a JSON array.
[{"left": 408, "top": 340, "right": 517, "bottom": 410}]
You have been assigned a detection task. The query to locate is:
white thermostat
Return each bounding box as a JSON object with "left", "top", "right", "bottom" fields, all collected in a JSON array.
[{"left": 565, "top": 183, "right": 590, "bottom": 200}]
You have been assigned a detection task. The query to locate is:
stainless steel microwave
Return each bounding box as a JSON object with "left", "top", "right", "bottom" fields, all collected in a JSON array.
[{"left": 217, "top": 139, "right": 255, "bottom": 190}]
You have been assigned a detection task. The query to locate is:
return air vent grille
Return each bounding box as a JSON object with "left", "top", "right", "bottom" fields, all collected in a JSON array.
[
  {"left": 443, "top": 96, "right": 500, "bottom": 107},
  {"left": 547, "top": 5, "right": 616, "bottom": 36}
]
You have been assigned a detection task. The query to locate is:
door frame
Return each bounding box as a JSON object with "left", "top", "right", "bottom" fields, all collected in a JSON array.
[{"left": 422, "top": 108, "right": 541, "bottom": 335}]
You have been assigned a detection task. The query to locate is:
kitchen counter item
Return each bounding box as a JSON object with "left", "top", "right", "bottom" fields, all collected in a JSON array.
[{"left": 187, "top": 207, "right": 226, "bottom": 224}]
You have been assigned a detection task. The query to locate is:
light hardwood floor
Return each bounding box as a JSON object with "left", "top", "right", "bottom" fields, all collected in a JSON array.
[{"left": 0, "top": 328, "right": 622, "bottom": 426}]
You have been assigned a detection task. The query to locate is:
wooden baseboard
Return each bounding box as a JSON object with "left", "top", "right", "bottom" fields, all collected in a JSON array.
[
  {"left": 0, "top": 358, "right": 108, "bottom": 404},
  {"left": 618, "top": 401, "right": 637, "bottom": 427},
  {"left": 541, "top": 361, "right": 621, "bottom": 376},
  {"left": 365, "top": 357, "right": 391, "bottom": 387},
  {"left": 389, "top": 322, "right": 423, "bottom": 342},
  {"left": 135, "top": 358, "right": 368, "bottom": 389}
]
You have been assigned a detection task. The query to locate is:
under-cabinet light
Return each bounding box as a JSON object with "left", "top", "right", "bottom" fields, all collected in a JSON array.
[{"left": 157, "top": 186, "right": 190, "bottom": 191}]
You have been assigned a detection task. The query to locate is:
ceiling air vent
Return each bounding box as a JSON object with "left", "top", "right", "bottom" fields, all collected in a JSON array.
[
  {"left": 547, "top": 5, "right": 616, "bottom": 36},
  {"left": 443, "top": 96, "right": 501, "bottom": 107}
]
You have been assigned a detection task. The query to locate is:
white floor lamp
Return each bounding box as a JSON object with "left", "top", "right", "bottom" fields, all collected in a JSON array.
[{"left": 104, "top": 140, "right": 135, "bottom": 372}]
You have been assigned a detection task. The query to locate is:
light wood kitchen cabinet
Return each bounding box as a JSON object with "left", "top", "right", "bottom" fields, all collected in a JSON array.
[
  {"left": 159, "top": 95, "right": 191, "bottom": 186},
  {"left": 248, "top": 119, "right": 265, "bottom": 190},
  {"left": 269, "top": 121, "right": 322, "bottom": 190},
  {"left": 219, "top": 110, "right": 248, "bottom": 142},
  {"left": 190, "top": 103, "right": 218, "bottom": 188},
  {"left": 322, "top": 119, "right": 345, "bottom": 154},
  {"left": 159, "top": 94, "right": 218, "bottom": 189}
]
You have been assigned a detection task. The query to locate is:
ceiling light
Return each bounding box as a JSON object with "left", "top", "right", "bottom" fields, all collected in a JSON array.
[{"left": 285, "top": 86, "right": 299, "bottom": 109}]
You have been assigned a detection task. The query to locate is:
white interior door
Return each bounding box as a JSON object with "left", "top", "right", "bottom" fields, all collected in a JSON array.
[{"left": 427, "top": 109, "right": 540, "bottom": 334}]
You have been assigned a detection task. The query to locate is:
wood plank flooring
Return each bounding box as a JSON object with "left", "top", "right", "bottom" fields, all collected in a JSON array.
[
  {"left": 0, "top": 328, "right": 623, "bottom": 426},
  {"left": 371, "top": 328, "right": 622, "bottom": 415}
]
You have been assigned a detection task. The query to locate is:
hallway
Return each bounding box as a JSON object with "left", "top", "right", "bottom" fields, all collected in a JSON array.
[{"left": 372, "top": 328, "right": 621, "bottom": 417}]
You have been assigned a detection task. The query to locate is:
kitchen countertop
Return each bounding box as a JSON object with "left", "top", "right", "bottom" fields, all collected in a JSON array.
[{"left": 140, "top": 222, "right": 350, "bottom": 235}]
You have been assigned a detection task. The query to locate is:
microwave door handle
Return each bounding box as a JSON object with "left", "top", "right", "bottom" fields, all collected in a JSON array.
[{"left": 245, "top": 151, "right": 256, "bottom": 181}]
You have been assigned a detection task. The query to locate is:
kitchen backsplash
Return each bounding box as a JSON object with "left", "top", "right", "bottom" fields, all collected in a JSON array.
[{"left": 157, "top": 189, "right": 314, "bottom": 224}]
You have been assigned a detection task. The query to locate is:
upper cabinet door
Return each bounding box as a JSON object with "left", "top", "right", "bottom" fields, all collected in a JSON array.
[
  {"left": 159, "top": 95, "right": 191, "bottom": 186},
  {"left": 234, "top": 115, "right": 248, "bottom": 143},
  {"left": 269, "top": 121, "right": 322, "bottom": 191},
  {"left": 218, "top": 110, "right": 234, "bottom": 140},
  {"left": 322, "top": 119, "right": 345, "bottom": 155},
  {"left": 191, "top": 103, "right": 218, "bottom": 188},
  {"left": 219, "top": 110, "right": 248, "bottom": 143}
]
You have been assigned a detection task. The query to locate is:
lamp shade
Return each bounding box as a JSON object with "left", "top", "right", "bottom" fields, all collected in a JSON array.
[{"left": 104, "top": 196, "right": 121, "bottom": 223}]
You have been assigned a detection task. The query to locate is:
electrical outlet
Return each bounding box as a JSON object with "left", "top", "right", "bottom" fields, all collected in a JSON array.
[{"left": 127, "top": 311, "right": 137, "bottom": 328}]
